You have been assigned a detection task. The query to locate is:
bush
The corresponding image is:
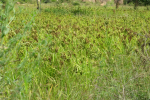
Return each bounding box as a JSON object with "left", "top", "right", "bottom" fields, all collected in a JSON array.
[
  {"left": 43, "top": 0, "right": 51, "bottom": 3},
  {"left": 1, "top": 0, "right": 7, "bottom": 3}
]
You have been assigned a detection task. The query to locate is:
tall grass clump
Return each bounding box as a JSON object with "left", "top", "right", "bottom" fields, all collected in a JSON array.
[{"left": 0, "top": 1, "right": 57, "bottom": 99}]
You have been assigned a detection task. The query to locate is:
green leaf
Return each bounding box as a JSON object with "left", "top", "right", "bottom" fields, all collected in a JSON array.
[{"left": 1, "top": 26, "right": 9, "bottom": 38}]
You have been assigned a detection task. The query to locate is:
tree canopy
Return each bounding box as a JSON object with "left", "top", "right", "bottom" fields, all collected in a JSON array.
[{"left": 140, "top": 0, "right": 150, "bottom": 6}]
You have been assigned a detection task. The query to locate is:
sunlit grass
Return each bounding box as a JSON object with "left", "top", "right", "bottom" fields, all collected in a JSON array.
[{"left": 1, "top": 2, "right": 150, "bottom": 100}]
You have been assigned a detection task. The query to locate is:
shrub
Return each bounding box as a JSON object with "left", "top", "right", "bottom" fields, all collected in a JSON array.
[{"left": 1, "top": 0, "right": 7, "bottom": 3}]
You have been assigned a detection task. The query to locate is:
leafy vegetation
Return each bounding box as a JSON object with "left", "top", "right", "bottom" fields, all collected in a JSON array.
[{"left": 0, "top": 2, "right": 150, "bottom": 100}]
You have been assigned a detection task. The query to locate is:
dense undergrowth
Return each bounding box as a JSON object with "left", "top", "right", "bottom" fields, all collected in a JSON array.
[{"left": 0, "top": 2, "right": 150, "bottom": 100}]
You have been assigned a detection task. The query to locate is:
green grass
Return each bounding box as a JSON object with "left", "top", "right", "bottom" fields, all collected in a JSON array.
[{"left": 0, "top": 2, "right": 150, "bottom": 100}]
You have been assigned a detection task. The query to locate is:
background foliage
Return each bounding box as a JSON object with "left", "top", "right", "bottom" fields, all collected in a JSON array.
[{"left": 1, "top": 0, "right": 150, "bottom": 7}]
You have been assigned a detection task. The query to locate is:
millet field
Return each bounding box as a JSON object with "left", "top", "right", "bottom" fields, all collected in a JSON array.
[{"left": 0, "top": 2, "right": 150, "bottom": 100}]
